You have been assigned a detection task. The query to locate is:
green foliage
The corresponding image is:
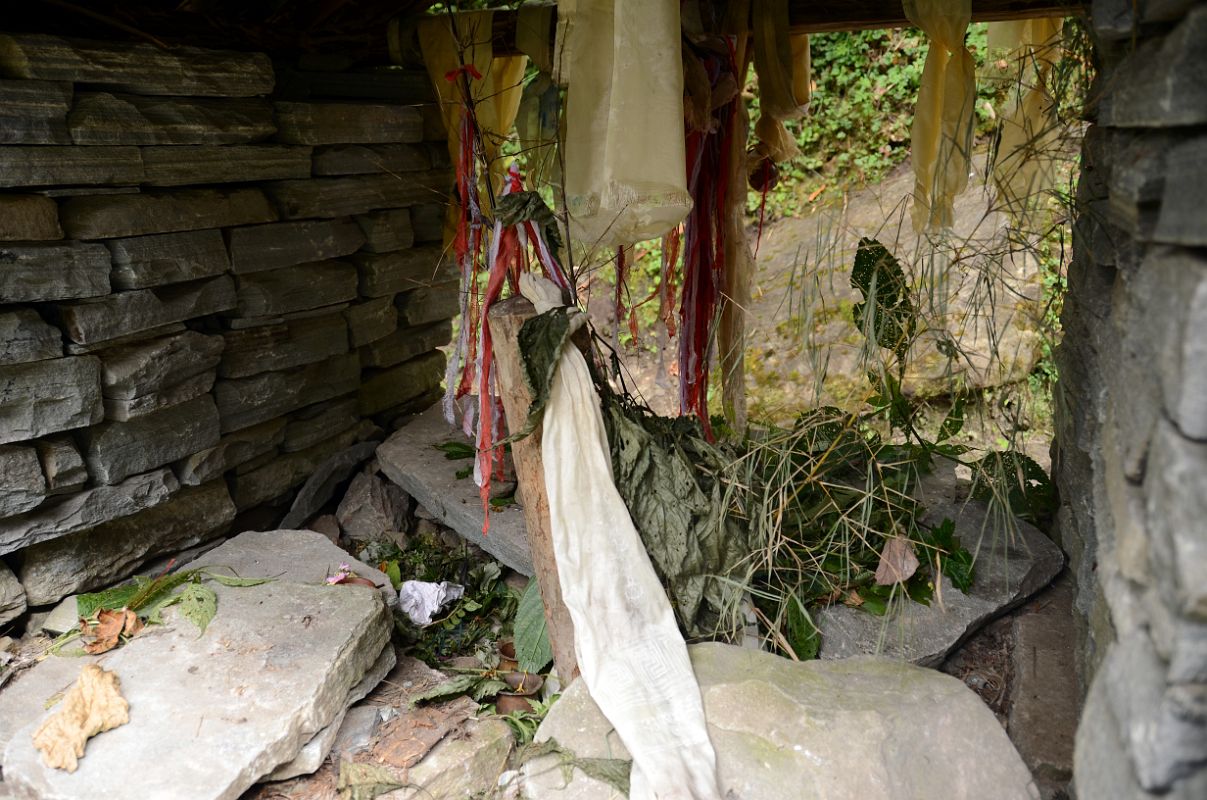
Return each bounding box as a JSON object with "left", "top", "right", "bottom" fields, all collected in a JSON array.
[
  {"left": 434, "top": 441, "right": 476, "bottom": 460},
  {"left": 514, "top": 580, "right": 553, "bottom": 674},
  {"left": 850, "top": 238, "right": 917, "bottom": 362},
  {"left": 970, "top": 450, "right": 1058, "bottom": 525},
  {"left": 168, "top": 582, "right": 219, "bottom": 636}
]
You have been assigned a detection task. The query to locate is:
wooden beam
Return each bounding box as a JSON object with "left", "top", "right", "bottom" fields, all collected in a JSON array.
[{"left": 488, "top": 296, "right": 580, "bottom": 684}]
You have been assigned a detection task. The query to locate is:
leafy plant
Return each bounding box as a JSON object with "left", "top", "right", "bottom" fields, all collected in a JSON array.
[{"left": 513, "top": 580, "right": 553, "bottom": 673}]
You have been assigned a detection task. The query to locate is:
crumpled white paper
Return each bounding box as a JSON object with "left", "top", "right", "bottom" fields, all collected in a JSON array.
[{"left": 399, "top": 580, "right": 465, "bottom": 626}]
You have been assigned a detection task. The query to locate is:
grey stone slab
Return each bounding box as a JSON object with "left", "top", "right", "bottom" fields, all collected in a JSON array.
[
  {"left": 0, "top": 467, "right": 177, "bottom": 556},
  {"left": 1156, "top": 138, "right": 1207, "bottom": 247},
  {"left": 17, "top": 480, "right": 236, "bottom": 606},
  {"left": 39, "top": 596, "right": 77, "bottom": 636},
  {"left": 396, "top": 281, "right": 459, "bottom": 327},
  {"left": 230, "top": 422, "right": 375, "bottom": 510},
  {"left": 227, "top": 218, "right": 365, "bottom": 275},
  {"left": 79, "top": 394, "right": 221, "bottom": 485},
  {"left": 312, "top": 143, "right": 430, "bottom": 176},
  {"left": 65, "top": 322, "right": 186, "bottom": 356},
  {"left": 0, "top": 241, "right": 110, "bottom": 302},
  {"left": 103, "top": 370, "right": 215, "bottom": 421},
  {"left": 337, "top": 471, "right": 409, "bottom": 541},
  {"left": 389, "top": 718, "right": 514, "bottom": 800},
  {"left": 34, "top": 436, "right": 86, "bottom": 495},
  {"left": 409, "top": 203, "right": 445, "bottom": 243},
  {"left": 355, "top": 244, "right": 450, "bottom": 298},
  {"left": 1099, "top": 7, "right": 1207, "bottom": 128},
  {"left": 55, "top": 275, "right": 236, "bottom": 346},
  {"left": 0, "top": 194, "right": 62, "bottom": 241},
  {"left": 265, "top": 170, "right": 451, "bottom": 220},
  {"left": 0, "top": 562, "right": 25, "bottom": 628},
  {"left": 140, "top": 144, "right": 311, "bottom": 187},
  {"left": 0, "top": 356, "right": 102, "bottom": 445},
  {"left": 98, "top": 330, "right": 224, "bottom": 400},
  {"left": 218, "top": 311, "right": 348, "bottom": 379},
  {"left": 377, "top": 406, "right": 532, "bottom": 575},
  {"left": 69, "top": 93, "right": 275, "bottom": 146},
  {"left": 0, "top": 33, "right": 275, "bottom": 96},
  {"left": 214, "top": 352, "right": 360, "bottom": 433},
  {"left": 355, "top": 209, "right": 415, "bottom": 253},
  {"left": 107, "top": 229, "right": 231, "bottom": 290},
  {"left": 359, "top": 351, "right": 444, "bottom": 417},
  {"left": 0, "top": 79, "right": 70, "bottom": 144},
  {"left": 1145, "top": 419, "right": 1207, "bottom": 621},
  {"left": 3, "top": 538, "right": 390, "bottom": 799},
  {"left": 0, "top": 444, "right": 47, "bottom": 519},
  {"left": 0, "top": 309, "right": 61, "bottom": 365},
  {"left": 174, "top": 418, "right": 285, "bottom": 487},
  {"left": 346, "top": 296, "right": 398, "bottom": 347},
  {"left": 273, "top": 102, "right": 423, "bottom": 145},
  {"left": 234, "top": 260, "right": 358, "bottom": 318},
  {"left": 0, "top": 146, "right": 143, "bottom": 188},
  {"left": 60, "top": 187, "right": 277, "bottom": 240},
  {"left": 279, "top": 440, "right": 379, "bottom": 529},
  {"left": 274, "top": 68, "right": 433, "bottom": 104},
  {"left": 361, "top": 320, "right": 453, "bottom": 369},
  {"left": 282, "top": 397, "right": 359, "bottom": 454},
  {"left": 525, "top": 643, "right": 1038, "bottom": 800}
]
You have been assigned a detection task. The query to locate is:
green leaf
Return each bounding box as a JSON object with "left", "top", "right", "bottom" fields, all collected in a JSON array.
[
  {"left": 410, "top": 674, "right": 479, "bottom": 705},
  {"left": 849, "top": 238, "right": 916, "bottom": 361},
  {"left": 177, "top": 582, "right": 218, "bottom": 636},
  {"left": 514, "top": 581, "right": 553, "bottom": 674},
  {"left": 434, "top": 441, "right": 475, "bottom": 460},
  {"left": 471, "top": 678, "right": 509, "bottom": 701},
  {"left": 77, "top": 581, "right": 142, "bottom": 619},
  {"left": 454, "top": 465, "right": 472, "bottom": 480},
  {"left": 384, "top": 561, "right": 402, "bottom": 591},
  {"left": 937, "top": 397, "right": 966, "bottom": 442},
  {"left": 205, "top": 572, "right": 272, "bottom": 588},
  {"left": 785, "top": 595, "right": 820, "bottom": 660},
  {"left": 969, "top": 450, "right": 1058, "bottom": 523}
]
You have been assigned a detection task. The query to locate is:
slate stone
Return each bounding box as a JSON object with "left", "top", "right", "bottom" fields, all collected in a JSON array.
[
  {"left": 103, "top": 371, "right": 216, "bottom": 422},
  {"left": 1155, "top": 138, "right": 1207, "bottom": 247},
  {"left": 0, "top": 309, "right": 61, "bottom": 365},
  {"left": 140, "top": 144, "right": 311, "bottom": 187},
  {"left": 107, "top": 229, "right": 231, "bottom": 290},
  {"left": 17, "top": 480, "right": 236, "bottom": 606},
  {"left": 355, "top": 244, "right": 451, "bottom": 298},
  {"left": 0, "top": 562, "right": 25, "bottom": 628},
  {"left": 2, "top": 534, "right": 390, "bottom": 800},
  {"left": 337, "top": 471, "right": 409, "bottom": 541},
  {"left": 79, "top": 394, "right": 221, "bottom": 485},
  {"left": 345, "top": 296, "right": 397, "bottom": 347},
  {"left": 0, "top": 445, "right": 47, "bottom": 519},
  {"left": 230, "top": 421, "right": 373, "bottom": 510},
  {"left": 65, "top": 322, "right": 185, "bottom": 356},
  {"left": 419, "top": 104, "right": 445, "bottom": 141},
  {"left": 355, "top": 208, "right": 415, "bottom": 253},
  {"left": 273, "top": 102, "right": 423, "bottom": 145},
  {"left": 1145, "top": 419, "right": 1207, "bottom": 621},
  {"left": 282, "top": 397, "right": 359, "bottom": 454},
  {"left": 358, "top": 350, "right": 444, "bottom": 417},
  {"left": 0, "top": 356, "right": 102, "bottom": 445},
  {"left": 234, "top": 261, "right": 358, "bottom": 318},
  {"left": 396, "top": 281, "right": 459, "bottom": 327},
  {"left": 0, "top": 241, "right": 110, "bottom": 302},
  {"left": 392, "top": 719, "right": 514, "bottom": 800},
  {"left": 1099, "top": 7, "right": 1207, "bottom": 128},
  {"left": 279, "top": 441, "right": 379, "bottom": 529},
  {"left": 218, "top": 311, "right": 348, "bottom": 379},
  {"left": 361, "top": 320, "right": 453, "bottom": 369},
  {"left": 98, "top": 330, "right": 224, "bottom": 400},
  {"left": 265, "top": 170, "right": 451, "bottom": 219},
  {"left": 409, "top": 203, "right": 445, "bottom": 242},
  {"left": 69, "top": 92, "right": 275, "bottom": 146},
  {"left": 0, "top": 467, "right": 177, "bottom": 556},
  {"left": 227, "top": 218, "right": 365, "bottom": 275},
  {"left": 274, "top": 68, "right": 433, "bottom": 103},
  {"left": 55, "top": 275, "right": 236, "bottom": 345},
  {"left": 0, "top": 33, "right": 275, "bottom": 96},
  {"left": 34, "top": 436, "right": 87, "bottom": 495},
  {"left": 60, "top": 187, "right": 277, "bottom": 240},
  {"left": 0, "top": 79, "right": 70, "bottom": 144},
  {"left": 214, "top": 352, "right": 361, "bottom": 433},
  {"left": 312, "top": 143, "right": 430, "bottom": 176},
  {"left": 174, "top": 418, "right": 285, "bottom": 487},
  {"left": 0, "top": 194, "right": 62, "bottom": 241},
  {"left": 0, "top": 146, "right": 143, "bottom": 188}
]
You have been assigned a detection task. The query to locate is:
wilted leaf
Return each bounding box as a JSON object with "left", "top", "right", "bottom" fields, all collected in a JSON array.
[
  {"left": 875, "top": 536, "right": 920, "bottom": 585},
  {"left": 177, "top": 583, "right": 217, "bottom": 636},
  {"left": 32, "top": 664, "right": 129, "bottom": 772},
  {"left": 81, "top": 609, "right": 141, "bottom": 655},
  {"left": 205, "top": 572, "right": 271, "bottom": 588},
  {"left": 337, "top": 761, "right": 404, "bottom": 800},
  {"left": 410, "top": 674, "right": 479, "bottom": 706},
  {"left": 433, "top": 441, "right": 475, "bottom": 460},
  {"left": 514, "top": 581, "right": 552, "bottom": 674}
]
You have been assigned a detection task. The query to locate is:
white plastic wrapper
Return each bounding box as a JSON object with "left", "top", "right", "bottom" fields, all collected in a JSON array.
[{"left": 399, "top": 580, "right": 465, "bottom": 626}]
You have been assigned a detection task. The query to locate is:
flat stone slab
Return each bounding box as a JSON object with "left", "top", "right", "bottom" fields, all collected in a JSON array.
[
  {"left": 141, "top": 145, "right": 311, "bottom": 187},
  {"left": 227, "top": 219, "right": 365, "bottom": 275},
  {"left": 219, "top": 311, "right": 349, "bottom": 379},
  {"left": 0, "top": 145, "right": 143, "bottom": 188},
  {"left": 523, "top": 642, "right": 1039, "bottom": 800},
  {"left": 358, "top": 351, "right": 444, "bottom": 418},
  {"left": 361, "top": 320, "right": 452, "bottom": 370},
  {"left": 265, "top": 170, "right": 451, "bottom": 220},
  {"left": 0, "top": 241, "right": 111, "bottom": 303},
  {"left": 0, "top": 530, "right": 391, "bottom": 800},
  {"left": 0, "top": 194, "right": 61, "bottom": 241},
  {"left": 0, "top": 356, "right": 102, "bottom": 445},
  {"left": 0, "top": 79, "right": 70, "bottom": 145},
  {"left": 376, "top": 405, "right": 532, "bottom": 576},
  {"left": 214, "top": 351, "right": 360, "bottom": 434},
  {"left": 107, "top": 229, "right": 231, "bottom": 290},
  {"left": 55, "top": 275, "right": 236, "bottom": 346},
  {"left": 0, "top": 309, "right": 61, "bottom": 365},
  {"left": 60, "top": 188, "right": 277, "bottom": 240},
  {"left": 273, "top": 102, "right": 423, "bottom": 146}
]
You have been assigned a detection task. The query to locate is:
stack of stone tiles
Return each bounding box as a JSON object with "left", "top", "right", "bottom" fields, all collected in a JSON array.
[{"left": 0, "top": 32, "right": 454, "bottom": 626}]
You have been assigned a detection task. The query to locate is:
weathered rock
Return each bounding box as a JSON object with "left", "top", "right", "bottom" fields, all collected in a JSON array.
[
  {"left": 308, "top": 514, "right": 342, "bottom": 544},
  {"left": 103, "top": 370, "right": 215, "bottom": 421},
  {"left": 0, "top": 445, "right": 47, "bottom": 518},
  {"left": 34, "top": 436, "right": 87, "bottom": 495},
  {"left": 327, "top": 705, "right": 381, "bottom": 762},
  {"left": 396, "top": 282, "right": 459, "bottom": 327},
  {"left": 265, "top": 170, "right": 451, "bottom": 219},
  {"left": 0, "top": 356, "right": 102, "bottom": 445},
  {"left": 282, "top": 397, "right": 359, "bottom": 453},
  {"left": 1146, "top": 419, "right": 1207, "bottom": 620},
  {"left": 337, "top": 471, "right": 409, "bottom": 541},
  {"left": 355, "top": 245, "right": 451, "bottom": 298},
  {"left": 231, "top": 422, "right": 374, "bottom": 510},
  {"left": 377, "top": 406, "right": 532, "bottom": 575},
  {"left": 215, "top": 352, "right": 361, "bottom": 433},
  {"left": 0, "top": 309, "right": 61, "bottom": 365},
  {"left": 0, "top": 79, "right": 70, "bottom": 145},
  {"left": 218, "top": 311, "right": 348, "bottom": 379},
  {"left": 174, "top": 418, "right": 286, "bottom": 487},
  {"left": 55, "top": 275, "right": 236, "bottom": 345},
  {"left": 17, "top": 480, "right": 236, "bottom": 606},
  {"left": 279, "top": 441, "right": 380, "bottom": 529},
  {"left": 0, "top": 33, "right": 275, "bottom": 96},
  {"left": 1154, "top": 139, "right": 1207, "bottom": 246},
  {"left": 409, "top": 203, "right": 445, "bottom": 243},
  {"left": 98, "top": 330, "right": 224, "bottom": 400},
  {"left": 388, "top": 718, "right": 514, "bottom": 800},
  {"left": 0, "top": 194, "right": 62, "bottom": 241},
  {"left": 274, "top": 68, "right": 433, "bottom": 104},
  {"left": 0, "top": 146, "right": 143, "bottom": 188},
  {"left": 361, "top": 320, "right": 453, "bottom": 369},
  {"left": 0, "top": 241, "right": 110, "bottom": 302},
  {"left": 2, "top": 533, "right": 390, "bottom": 800},
  {"left": 355, "top": 209, "right": 415, "bottom": 253},
  {"left": 273, "top": 102, "right": 423, "bottom": 145},
  {"left": 39, "top": 596, "right": 77, "bottom": 636},
  {"left": 141, "top": 144, "right": 311, "bottom": 187},
  {"left": 0, "top": 467, "right": 178, "bottom": 556},
  {"left": 60, "top": 187, "right": 276, "bottom": 239},
  {"left": 65, "top": 323, "right": 184, "bottom": 355},
  {"left": 524, "top": 643, "right": 1038, "bottom": 800},
  {"left": 313, "top": 143, "right": 430, "bottom": 176},
  {"left": 69, "top": 93, "right": 275, "bottom": 146},
  {"left": 346, "top": 296, "right": 398, "bottom": 347},
  {"left": 0, "top": 562, "right": 25, "bottom": 628},
  {"left": 359, "top": 351, "right": 445, "bottom": 417},
  {"left": 107, "top": 229, "right": 231, "bottom": 290},
  {"left": 1099, "top": 8, "right": 1207, "bottom": 128},
  {"left": 227, "top": 218, "right": 365, "bottom": 274},
  {"left": 79, "top": 395, "right": 221, "bottom": 485},
  {"left": 234, "top": 261, "right": 358, "bottom": 317}
]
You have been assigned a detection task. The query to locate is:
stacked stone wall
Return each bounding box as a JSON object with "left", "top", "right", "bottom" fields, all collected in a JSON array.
[{"left": 0, "top": 33, "right": 453, "bottom": 625}]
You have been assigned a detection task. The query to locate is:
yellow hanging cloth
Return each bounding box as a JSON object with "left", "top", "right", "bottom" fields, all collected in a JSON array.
[
  {"left": 905, "top": 0, "right": 976, "bottom": 232},
  {"left": 751, "top": 0, "right": 811, "bottom": 162}
]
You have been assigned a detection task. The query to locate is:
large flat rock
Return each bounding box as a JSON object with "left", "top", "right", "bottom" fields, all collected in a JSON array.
[
  {"left": 233, "top": 261, "right": 358, "bottom": 318},
  {"left": 361, "top": 320, "right": 452, "bottom": 370},
  {"left": 0, "top": 145, "right": 143, "bottom": 188},
  {"left": 0, "top": 356, "right": 102, "bottom": 444},
  {"left": 265, "top": 170, "right": 451, "bottom": 220},
  {"left": 354, "top": 244, "right": 450, "bottom": 298},
  {"left": 107, "top": 229, "right": 231, "bottom": 290},
  {"left": 219, "top": 311, "right": 349, "bottom": 379},
  {"left": 1, "top": 530, "right": 391, "bottom": 800},
  {"left": 0, "top": 241, "right": 111, "bottom": 303},
  {"left": 98, "top": 330, "right": 224, "bottom": 400},
  {"left": 0, "top": 309, "right": 61, "bottom": 365},
  {"left": 0, "top": 194, "right": 62, "bottom": 241},
  {"left": 141, "top": 145, "right": 311, "bottom": 187},
  {"left": 0, "top": 79, "right": 70, "bottom": 145},
  {"left": 79, "top": 394, "right": 220, "bottom": 485},
  {"left": 0, "top": 444, "right": 47, "bottom": 518},
  {"left": 273, "top": 102, "right": 423, "bottom": 145},
  {"left": 55, "top": 276, "right": 236, "bottom": 346},
  {"left": 60, "top": 188, "right": 277, "bottom": 240},
  {"left": 227, "top": 218, "right": 365, "bottom": 275},
  {"left": 376, "top": 405, "right": 532, "bottom": 575},
  {"left": 214, "top": 351, "right": 360, "bottom": 433},
  {"left": 523, "top": 643, "right": 1039, "bottom": 800},
  {"left": 358, "top": 351, "right": 444, "bottom": 418}
]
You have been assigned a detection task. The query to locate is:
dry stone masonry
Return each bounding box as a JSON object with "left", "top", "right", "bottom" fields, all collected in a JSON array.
[{"left": 0, "top": 31, "right": 454, "bottom": 628}]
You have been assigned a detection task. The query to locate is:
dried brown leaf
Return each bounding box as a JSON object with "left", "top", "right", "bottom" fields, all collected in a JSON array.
[
  {"left": 81, "top": 609, "right": 143, "bottom": 655},
  {"left": 875, "top": 536, "right": 920, "bottom": 585}
]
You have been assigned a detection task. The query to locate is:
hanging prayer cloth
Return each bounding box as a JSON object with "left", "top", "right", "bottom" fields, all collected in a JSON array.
[{"left": 751, "top": 0, "right": 811, "bottom": 164}]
